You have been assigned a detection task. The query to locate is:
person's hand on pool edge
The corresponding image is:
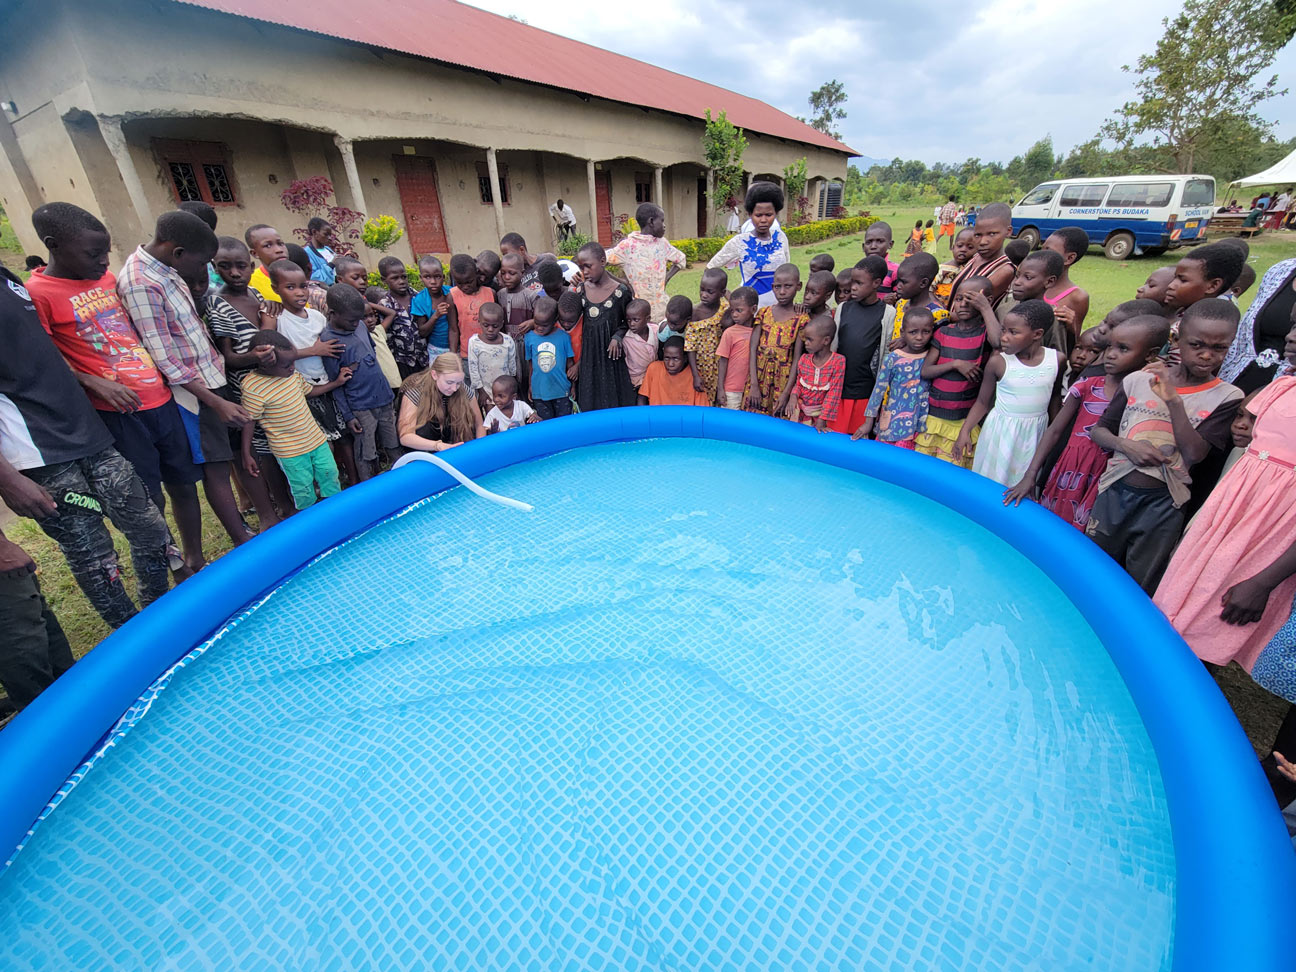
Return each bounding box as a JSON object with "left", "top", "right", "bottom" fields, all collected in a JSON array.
[
  {"left": 1003, "top": 475, "right": 1035, "bottom": 507},
  {"left": 851, "top": 417, "right": 874, "bottom": 441}
]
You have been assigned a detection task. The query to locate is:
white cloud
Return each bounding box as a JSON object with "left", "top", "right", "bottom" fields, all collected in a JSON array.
[{"left": 466, "top": 0, "right": 1296, "bottom": 164}]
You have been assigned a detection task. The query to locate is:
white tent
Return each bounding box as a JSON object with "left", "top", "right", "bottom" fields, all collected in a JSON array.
[{"left": 1231, "top": 148, "right": 1296, "bottom": 187}]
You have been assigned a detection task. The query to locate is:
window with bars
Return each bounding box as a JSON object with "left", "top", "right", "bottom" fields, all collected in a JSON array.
[
  {"left": 635, "top": 172, "right": 652, "bottom": 204},
  {"left": 154, "top": 139, "right": 238, "bottom": 206},
  {"left": 475, "top": 162, "right": 510, "bottom": 206}
]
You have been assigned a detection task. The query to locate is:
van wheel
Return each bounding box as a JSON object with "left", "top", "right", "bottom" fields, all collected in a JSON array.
[
  {"left": 1104, "top": 232, "right": 1135, "bottom": 260},
  {"left": 1016, "top": 226, "right": 1040, "bottom": 249}
]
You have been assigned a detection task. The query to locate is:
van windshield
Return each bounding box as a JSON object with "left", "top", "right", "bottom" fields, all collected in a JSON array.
[
  {"left": 1181, "top": 179, "right": 1215, "bottom": 207},
  {"left": 1018, "top": 183, "right": 1059, "bottom": 206},
  {"left": 1104, "top": 183, "right": 1174, "bottom": 208}
]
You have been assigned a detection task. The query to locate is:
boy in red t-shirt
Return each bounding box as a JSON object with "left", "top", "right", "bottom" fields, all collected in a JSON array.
[{"left": 27, "top": 202, "right": 204, "bottom": 575}]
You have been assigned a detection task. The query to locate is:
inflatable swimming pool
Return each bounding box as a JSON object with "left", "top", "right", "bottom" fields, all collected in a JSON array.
[{"left": 0, "top": 408, "right": 1291, "bottom": 970}]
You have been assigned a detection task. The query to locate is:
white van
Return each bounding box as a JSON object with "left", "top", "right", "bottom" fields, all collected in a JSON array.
[{"left": 1010, "top": 174, "right": 1215, "bottom": 260}]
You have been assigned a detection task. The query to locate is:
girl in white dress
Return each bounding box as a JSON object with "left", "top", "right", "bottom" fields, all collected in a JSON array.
[{"left": 953, "top": 299, "right": 1065, "bottom": 486}]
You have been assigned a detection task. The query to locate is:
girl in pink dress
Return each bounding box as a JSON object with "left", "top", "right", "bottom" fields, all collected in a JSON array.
[{"left": 1155, "top": 367, "right": 1296, "bottom": 671}]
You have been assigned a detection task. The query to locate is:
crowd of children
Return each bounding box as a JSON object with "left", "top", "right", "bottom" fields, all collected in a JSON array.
[{"left": 4, "top": 185, "right": 1296, "bottom": 819}]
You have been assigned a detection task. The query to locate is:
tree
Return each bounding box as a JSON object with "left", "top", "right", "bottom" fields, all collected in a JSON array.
[
  {"left": 279, "top": 176, "right": 364, "bottom": 248},
  {"left": 702, "top": 109, "right": 748, "bottom": 233},
  {"left": 1098, "top": 0, "right": 1288, "bottom": 172},
  {"left": 1021, "top": 136, "right": 1057, "bottom": 188},
  {"left": 782, "top": 157, "right": 809, "bottom": 225},
  {"left": 801, "top": 80, "right": 847, "bottom": 140}
]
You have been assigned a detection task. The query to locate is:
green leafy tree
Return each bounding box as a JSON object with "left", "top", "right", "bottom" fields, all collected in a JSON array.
[
  {"left": 800, "top": 80, "right": 848, "bottom": 140},
  {"left": 1021, "top": 136, "right": 1057, "bottom": 188},
  {"left": 1098, "top": 0, "right": 1288, "bottom": 171},
  {"left": 702, "top": 109, "right": 748, "bottom": 233},
  {"left": 782, "top": 157, "right": 809, "bottom": 224},
  {"left": 361, "top": 214, "right": 403, "bottom": 253}
]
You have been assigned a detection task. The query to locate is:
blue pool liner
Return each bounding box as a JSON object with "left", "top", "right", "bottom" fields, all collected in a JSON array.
[{"left": 0, "top": 407, "right": 1291, "bottom": 971}]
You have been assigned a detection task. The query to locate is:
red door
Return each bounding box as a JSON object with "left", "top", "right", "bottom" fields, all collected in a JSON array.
[
  {"left": 596, "top": 172, "right": 613, "bottom": 246},
  {"left": 391, "top": 155, "right": 448, "bottom": 255}
]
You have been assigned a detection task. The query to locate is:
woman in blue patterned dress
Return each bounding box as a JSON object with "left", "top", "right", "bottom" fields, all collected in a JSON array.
[{"left": 707, "top": 182, "right": 790, "bottom": 308}]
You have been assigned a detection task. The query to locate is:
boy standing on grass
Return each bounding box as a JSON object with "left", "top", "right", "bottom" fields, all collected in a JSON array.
[
  {"left": 0, "top": 262, "right": 173, "bottom": 629},
  {"left": 240, "top": 331, "right": 352, "bottom": 511},
  {"left": 321, "top": 284, "right": 399, "bottom": 480},
  {"left": 27, "top": 202, "right": 205, "bottom": 577},
  {"left": 118, "top": 211, "right": 253, "bottom": 551}
]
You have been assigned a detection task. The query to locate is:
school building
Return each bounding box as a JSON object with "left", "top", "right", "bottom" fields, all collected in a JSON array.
[{"left": 0, "top": 0, "right": 857, "bottom": 266}]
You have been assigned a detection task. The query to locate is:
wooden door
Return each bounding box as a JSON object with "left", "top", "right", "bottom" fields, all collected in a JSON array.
[
  {"left": 391, "top": 155, "right": 448, "bottom": 255},
  {"left": 596, "top": 172, "right": 613, "bottom": 246},
  {"left": 697, "top": 176, "right": 707, "bottom": 237}
]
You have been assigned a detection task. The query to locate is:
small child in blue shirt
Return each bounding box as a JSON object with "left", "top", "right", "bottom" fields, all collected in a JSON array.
[
  {"left": 321, "top": 284, "right": 399, "bottom": 479},
  {"left": 523, "top": 296, "right": 575, "bottom": 420},
  {"left": 411, "top": 255, "right": 457, "bottom": 359}
]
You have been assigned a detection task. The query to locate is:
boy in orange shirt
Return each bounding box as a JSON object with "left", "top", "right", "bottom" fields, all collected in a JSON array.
[{"left": 638, "top": 338, "right": 710, "bottom": 406}]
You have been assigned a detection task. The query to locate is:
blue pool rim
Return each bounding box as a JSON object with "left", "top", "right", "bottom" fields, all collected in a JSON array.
[{"left": 1, "top": 407, "right": 1291, "bottom": 969}]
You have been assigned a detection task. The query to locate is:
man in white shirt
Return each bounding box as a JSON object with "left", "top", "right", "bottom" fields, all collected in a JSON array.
[{"left": 549, "top": 199, "right": 577, "bottom": 241}]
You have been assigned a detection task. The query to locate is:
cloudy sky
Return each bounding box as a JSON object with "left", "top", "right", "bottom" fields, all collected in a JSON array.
[{"left": 465, "top": 0, "right": 1296, "bottom": 166}]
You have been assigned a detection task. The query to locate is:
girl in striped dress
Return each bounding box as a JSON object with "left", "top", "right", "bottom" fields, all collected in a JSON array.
[
  {"left": 915, "top": 276, "right": 998, "bottom": 467},
  {"left": 954, "top": 299, "right": 1064, "bottom": 487}
]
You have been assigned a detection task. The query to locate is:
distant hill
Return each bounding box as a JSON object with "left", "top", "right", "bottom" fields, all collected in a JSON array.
[{"left": 852, "top": 155, "right": 890, "bottom": 173}]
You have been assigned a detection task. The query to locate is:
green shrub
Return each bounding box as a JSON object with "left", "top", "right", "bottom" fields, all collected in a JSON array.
[
  {"left": 361, "top": 214, "right": 403, "bottom": 252},
  {"left": 669, "top": 215, "right": 874, "bottom": 264},
  {"left": 366, "top": 263, "right": 435, "bottom": 291},
  {"left": 558, "top": 231, "right": 593, "bottom": 257}
]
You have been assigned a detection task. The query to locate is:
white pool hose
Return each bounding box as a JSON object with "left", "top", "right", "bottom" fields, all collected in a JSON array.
[{"left": 392, "top": 451, "right": 534, "bottom": 513}]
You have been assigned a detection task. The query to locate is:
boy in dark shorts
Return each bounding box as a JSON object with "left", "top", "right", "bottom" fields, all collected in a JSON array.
[{"left": 27, "top": 202, "right": 205, "bottom": 575}]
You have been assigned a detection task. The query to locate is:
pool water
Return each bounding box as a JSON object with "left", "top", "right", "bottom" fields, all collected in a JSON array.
[{"left": 0, "top": 439, "right": 1175, "bottom": 970}]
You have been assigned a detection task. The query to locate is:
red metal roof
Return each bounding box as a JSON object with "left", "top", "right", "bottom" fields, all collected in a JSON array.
[{"left": 172, "top": 0, "right": 856, "bottom": 156}]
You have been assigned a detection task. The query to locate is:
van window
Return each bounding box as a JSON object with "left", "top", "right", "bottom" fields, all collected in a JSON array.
[
  {"left": 1019, "top": 183, "right": 1059, "bottom": 206},
  {"left": 1104, "top": 182, "right": 1174, "bottom": 208},
  {"left": 1181, "top": 179, "right": 1215, "bottom": 207},
  {"left": 1059, "top": 184, "right": 1109, "bottom": 207}
]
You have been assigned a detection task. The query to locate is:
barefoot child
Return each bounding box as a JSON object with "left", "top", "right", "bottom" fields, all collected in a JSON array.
[
  {"left": 954, "top": 300, "right": 1065, "bottom": 486},
  {"left": 1041, "top": 226, "right": 1092, "bottom": 338},
  {"left": 830, "top": 256, "right": 895, "bottom": 434},
  {"left": 917, "top": 276, "right": 995, "bottom": 467},
  {"left": 411, "top": 255, "right": 458, "bottom": 360},
  {"left": 855, "top": 306, "right": 935, "bottom": 448},
  {"left": 622, "top": 298, "right": 660, "bottom": 392},
  {"left": 685, "top": 268, "right": 730, "bottom": 400},
  {"left": 466, "top": 303, "right": 517, "bottom": 411},
  {"left": 524, "top": 297, "right": 576, "bottom": 419},
  {"left": 1006, "top": 315, "right": 1169, "bottom": 529},
  {"left": 638, "top": 337, "right": 710, "bottom": 406},
  {"left": 240, "top": 331, "right": 351, "bottom": 510},
  {"left": 747, "top": 265, "right": 811, "bottom": 414},
  {"left": 715, "top": 287, "right": 757, "bottom": 408},
  {"left": 483, "top": 375, "right": 537, "bottom": 433},
  {"left": 321, "top": 284, "right": 399, "bottom": 480},
  {"left": 787, "top": 316, "right": 845, "bottom": 432},
  {"left": 574, "top": 241, "right": 635, "bottom": 411},
  {"left": 1087, "top": 299, "right": 1244, "bottom": 592}
]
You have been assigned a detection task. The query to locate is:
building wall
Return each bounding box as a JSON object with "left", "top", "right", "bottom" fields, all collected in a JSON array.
[{"left": 0, "top": 0, "right": 851, "bottom": 264}]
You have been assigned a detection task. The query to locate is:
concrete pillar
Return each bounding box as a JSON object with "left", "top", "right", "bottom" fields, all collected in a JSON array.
[
  {"left": 333, "top": 136, "right": 368, "bottom": 215},
  {"left": 586, "top": 159, "right": 598, "bottom": 241},
  {"left": 95, "top": 115, "right": 152, "bottom": 235},
  {"left": 486, "top": 147, "right": 506, "bottom": 243},
  {"left": 653, "top": 166, "right": 663, "bottom": 208}
]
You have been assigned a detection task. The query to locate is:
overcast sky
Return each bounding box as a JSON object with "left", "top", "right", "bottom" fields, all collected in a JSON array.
[{"left": 464, "top": 0, "right": 1296, "bottom": 166}]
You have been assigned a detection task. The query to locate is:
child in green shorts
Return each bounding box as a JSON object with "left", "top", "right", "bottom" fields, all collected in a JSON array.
[{"left": 239, "top": 331, "right": 352, "bottom": 511}]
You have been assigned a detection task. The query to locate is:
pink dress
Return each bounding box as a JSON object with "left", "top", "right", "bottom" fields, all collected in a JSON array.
[
  {"left": 1039, "top": 374, "right": 1111, "bottom": 530},
  {"left": 1154, "top": 377, "right": 1296, "bottom": 670}
]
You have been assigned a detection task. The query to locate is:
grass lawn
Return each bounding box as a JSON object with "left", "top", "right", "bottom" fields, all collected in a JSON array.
[{"left": 5, "top": 212, "right": 1292, "bottom": 752}]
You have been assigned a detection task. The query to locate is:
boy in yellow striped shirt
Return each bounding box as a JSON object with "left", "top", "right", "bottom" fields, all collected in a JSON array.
[{"left": 240, "top": 331, "right": 352, "bottom": 511}]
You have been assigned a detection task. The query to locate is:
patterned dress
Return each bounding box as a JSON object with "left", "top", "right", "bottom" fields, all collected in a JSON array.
[
  {"left": 751, "top": 306, "right": 807, "bottom": 414},
  {"left": 684, "top": 298, "right": 729, "bottom": 399},
  {"left": 706, "top": 230, "right": 789, "bottom": 306},
  {"left": 381, "top": 292, "right": 426, "bottom": 375},
  {"left": 1039, "top": 374, "right": 1112, "bottom": 529},
  {"left": 864, "top": 349, "right": 929, "bottom": 446},
  {"left": 576, "top": 281, "right": 636, "bottom": 412},
  {"left": 606, "top": 232, "right": 687, "bottom": 320}
]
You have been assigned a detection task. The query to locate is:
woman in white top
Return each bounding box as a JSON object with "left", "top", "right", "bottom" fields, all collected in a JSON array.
[{"left": 706, "top": 182, "right": 790, "bottom": 308}]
